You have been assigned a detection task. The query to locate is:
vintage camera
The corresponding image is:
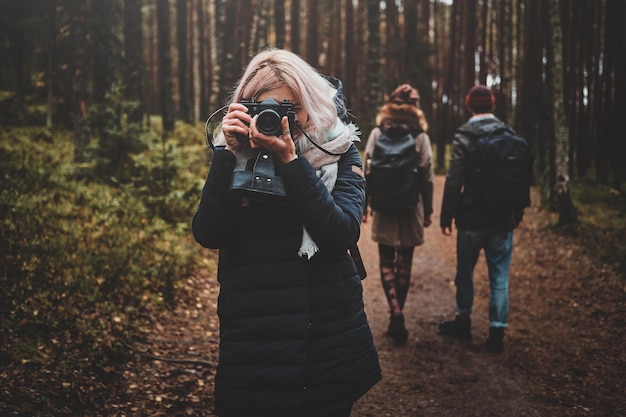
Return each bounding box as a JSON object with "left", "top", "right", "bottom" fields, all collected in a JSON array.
[
  {"left": 240, "top": 98, "right": 296, "bottom": 138},
  {"left": 225, "top": 98, "right": 296, "bottom": 205}
]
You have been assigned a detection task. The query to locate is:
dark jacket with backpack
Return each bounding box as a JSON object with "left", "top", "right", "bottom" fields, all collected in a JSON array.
[
  {"left": 440, "top": 115, "right": 526, "bottom": 231},
  {"left": 193, "top": 145, "right": 381, "bottom": 416}
]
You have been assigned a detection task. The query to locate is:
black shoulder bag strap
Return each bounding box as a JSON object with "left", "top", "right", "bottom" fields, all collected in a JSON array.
[{"left": 349, "top": 244, "right": 367, "bottom": 280}]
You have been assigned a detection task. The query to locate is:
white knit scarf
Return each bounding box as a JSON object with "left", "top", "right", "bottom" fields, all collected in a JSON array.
[{"left": 297, "top": 118, "right": 360, "bottom": 259}]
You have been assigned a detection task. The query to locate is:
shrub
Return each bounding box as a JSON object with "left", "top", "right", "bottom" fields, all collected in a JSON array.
[{"left": 0, "top": 123, "right": 205, "bottom": 411}]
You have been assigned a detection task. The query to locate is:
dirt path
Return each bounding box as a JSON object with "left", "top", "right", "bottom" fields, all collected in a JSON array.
[
  {"left": 121, "top": 175, "right": 625, "bottom": 417},
  {"left": 352, "top": 176, "right": 625, "bottom": 417},
  {"left": 353, "top": 175, "right": 538, "bottom": 416}
]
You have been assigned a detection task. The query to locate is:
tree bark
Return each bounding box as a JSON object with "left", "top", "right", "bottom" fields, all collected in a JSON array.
[
  {"left": 344, "top": 0, "right": 356, "bottom": 120},
  {"left": 6, "top": 0, "right": 31, "bottom": 123},
  {"left": 495, "top": 0, "right": 511, "bottom": 122},
  {"left": 439, "top": 1, "right": 460, "bottom": 170},
  {"left": 384, "top": 0, "right": 401, "bottom": 86},
  {"left": 45, "top": 0, "right": 56, "bottom": 128},
  {"left": 196, "top": 0, "right": 208, "bottom": 119},
  {"left": 92, "top": 0, "right": 124, "bottom": 174},
  {"left": 274, "top": 0, "right": 286, "bottom": 48},
  {"left": 366, "top": 0, "right": 381, "bottom": 136},
  {"left": 328, "top": 0, "right": 343, "bottom": 77},
  {"left": 306, "top": 0, "right": 319, "bottom": 67},
  {"left": 71, "top": 0, "right": 90, "bottom": 163},
  {"left": 518, "top": 0, "right": 545, "bottom": 201},
  {"left": 158, "top": 0, "right": 175, "bottom": 133},
  {"left": 177, "top": 0, "right": 193, "bottom": 123},
  {"left": 463, "top": 0, "right": 477, "bottom": 89},
  {"left": 124, "top": 0, "right": 145, "bottom": 128},
  {"left": 607, "top": 0, "right": 625, "bottom": 189},
  {"left": 290, "top": 0, "right": 301, "bottom": 54},
  {"left": 250, "top": 0, "right": 269, "bottom": 57},
  {"left": 403, "top": 0, "right": 418, "bottom": 85},
  {"left": 548, "top": 0, "right": 575, "bottom": 222}
]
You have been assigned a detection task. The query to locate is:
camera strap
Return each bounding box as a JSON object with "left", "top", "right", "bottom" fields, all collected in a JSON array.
[
  {"left": 349, "top": 243, "right": 367, "bottom": 280},
  {"left": 294, "top": 119, "right": 345, "bottom": 157},
  {"left": 205, "top": 106, "right": 229, "bottom": 150}
]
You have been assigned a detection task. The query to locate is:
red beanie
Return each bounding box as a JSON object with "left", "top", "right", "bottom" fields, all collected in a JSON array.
[{"left": 465, "top": 85, "right": 495, "bottom": 113}]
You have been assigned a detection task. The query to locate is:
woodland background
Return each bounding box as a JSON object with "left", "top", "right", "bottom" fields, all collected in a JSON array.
[{"left": 1, "top": 0, "right": 625, "bottom": 415}]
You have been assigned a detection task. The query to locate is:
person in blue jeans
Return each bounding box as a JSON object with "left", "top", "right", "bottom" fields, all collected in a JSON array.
[{"left": 439, "top": 85, "right": 526, "bottom": 353}]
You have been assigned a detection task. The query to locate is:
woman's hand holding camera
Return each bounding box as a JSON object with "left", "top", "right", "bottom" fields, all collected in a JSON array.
[
  {"left": 221, "top": 103, "right": 251, "bottom": 154},
  {"left": 222, "top": 104, "right": 297, "bottom": 165},
  {"left": 249, "top": 115, "right": 297, "bottom": 165}
]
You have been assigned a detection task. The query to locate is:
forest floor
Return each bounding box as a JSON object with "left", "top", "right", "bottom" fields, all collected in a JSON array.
[{"left": 111, "top": 175, "right": 625, "bottom": 417}]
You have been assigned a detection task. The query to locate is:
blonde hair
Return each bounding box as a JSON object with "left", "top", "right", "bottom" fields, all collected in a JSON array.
[{"left": 230, "top": 48, "right": 338, "bottom": 142}]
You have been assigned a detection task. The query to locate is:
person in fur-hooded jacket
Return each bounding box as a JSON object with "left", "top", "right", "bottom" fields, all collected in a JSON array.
[{"left": 363, "top": 84, "right": 434, "bottom": 345}]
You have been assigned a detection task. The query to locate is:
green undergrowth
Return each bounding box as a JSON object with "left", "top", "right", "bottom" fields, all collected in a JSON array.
[
  {"left": 0, "top": 121, "right": 210, "bottom": 412},
  {"left": 559, "top": 180, "right": 626, "bottom": 274}
]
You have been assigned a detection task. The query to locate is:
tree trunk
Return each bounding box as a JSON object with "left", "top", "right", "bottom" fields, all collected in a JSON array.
[
  {"left": 238, "top": 0, "right": 253, "bottom": 65},
  {"left": 495, "top": 0, "right": 511, "bottom": 122},
  {"left": 366, "top": 0, "right": 381, "bottom": 136},
  {"left": 177, "top": 0, "right": 193, "bottom": 123},
  {"left": 384, "top": 0, "right": 401, "bottom": 86},
  {"left": 306, "top": 0, "right": 319, "bottom": 67},
  {"left": 290, "top": 0, "right": 301, "bottom": 54},
  {"left": 158, "top": 0, "right": 175, "bottom": 133},
  {"left": 419, "top": 0, "right": 430, "bottom": 46},
  {"left": 71, "top": 0, "right": 90, "bottom": 163},
  {"left": 7, "top": 0, "right": 31, "bottom": 123},
  {"left": 607, "top": 0, "right": 625, "bottom": 189},
  {"left": 147, "top": 2, "right": 158, "bottom": 118},
  {"left": 214, "top": 0, "right": 234, "bottom": 106},
  {"left": 596, "top": 0, "right": 612, "bottom": 184},
  {"left": 124, "top": 0, "right": 145, "bottom": 131},
  {"left": 463, "top": 0, "right": 477, "bottom": 89},
  {"left": 45, "top": 0, "right": 56, "bottom": 128},
  {"left": 209, "top": 0, "right": 221, "bottom": 106},
  {"left": 439, "top": 2, "right": 460, "bottom": 171},
  {"left": 352, "top": 0, "right": 368, "bottom": 126},
  {"left": 274, "top": 0, "right": 286, "bottom": 48},
  {"left": 548, "top": 0, "right": 576, "bottom": 223},
  {"left": 92, "top": 0, "right": 123, "bottom": 174},
  {"left": 328, "top": 0, "right": 343, "bottom": 77},
  {"left": 250, "top": 0, "right": 269, "bottom": 56},
  {"left": 344, "top": 0, "right": 356, "bottom": 121},
  {"left": 518, "top": 0, "right": 545, "bottom": 201},
  {"left": 92, "top": 1, "right": 117, "bottom": 104},
  {"left": 403, "top": 0, "right": 418, "bottom": 85},
  {"left": 196, "top": 0, "right": 209, "bottom": 119},
  {"left": 478, "top": 0, "right": 489, "bottom": 84}
]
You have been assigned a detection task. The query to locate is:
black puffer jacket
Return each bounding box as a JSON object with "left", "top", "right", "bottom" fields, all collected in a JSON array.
[
  {"left": 193, "top": 145, "right": 381, "bottom": 417},
  {"left": 440, "top": 116, "right": 524, "bottom": 231}
]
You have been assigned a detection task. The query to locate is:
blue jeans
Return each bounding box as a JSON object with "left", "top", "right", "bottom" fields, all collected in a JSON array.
[{"left": 455, "top": 229, "right": 513, "bottom": 328}]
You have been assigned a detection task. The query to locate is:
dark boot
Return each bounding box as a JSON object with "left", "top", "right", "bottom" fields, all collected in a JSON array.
[
  {"left": 486, "top": 327, "right": 505, "bottom": 353},
  {"left": 388, "top": 312, "right": 409, "bottom": 345},
  {"left": 438, "top": 315, "right": 472, "bottom": 340}
]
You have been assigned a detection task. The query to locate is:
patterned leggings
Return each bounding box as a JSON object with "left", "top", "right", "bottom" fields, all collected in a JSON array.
[{"left": 378, "top": 244, "right": 415, "bottom": 314}]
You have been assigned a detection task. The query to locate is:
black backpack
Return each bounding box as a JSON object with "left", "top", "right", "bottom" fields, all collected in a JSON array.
[
  {"left": 469, "top": 126, "right": 532, "bottom": 209},
  {"left": 368, "top": 125, "right": 420, "bottom": 213}
]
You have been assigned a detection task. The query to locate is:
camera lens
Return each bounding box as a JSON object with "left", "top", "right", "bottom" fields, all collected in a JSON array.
[{"left": 256, "top": 109, "right": 282, "bottom": 136}]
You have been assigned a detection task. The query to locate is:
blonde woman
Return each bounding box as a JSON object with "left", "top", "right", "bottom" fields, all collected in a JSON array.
[{"left": 193, "top": 48, "right": 380, "bottom": 417}]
